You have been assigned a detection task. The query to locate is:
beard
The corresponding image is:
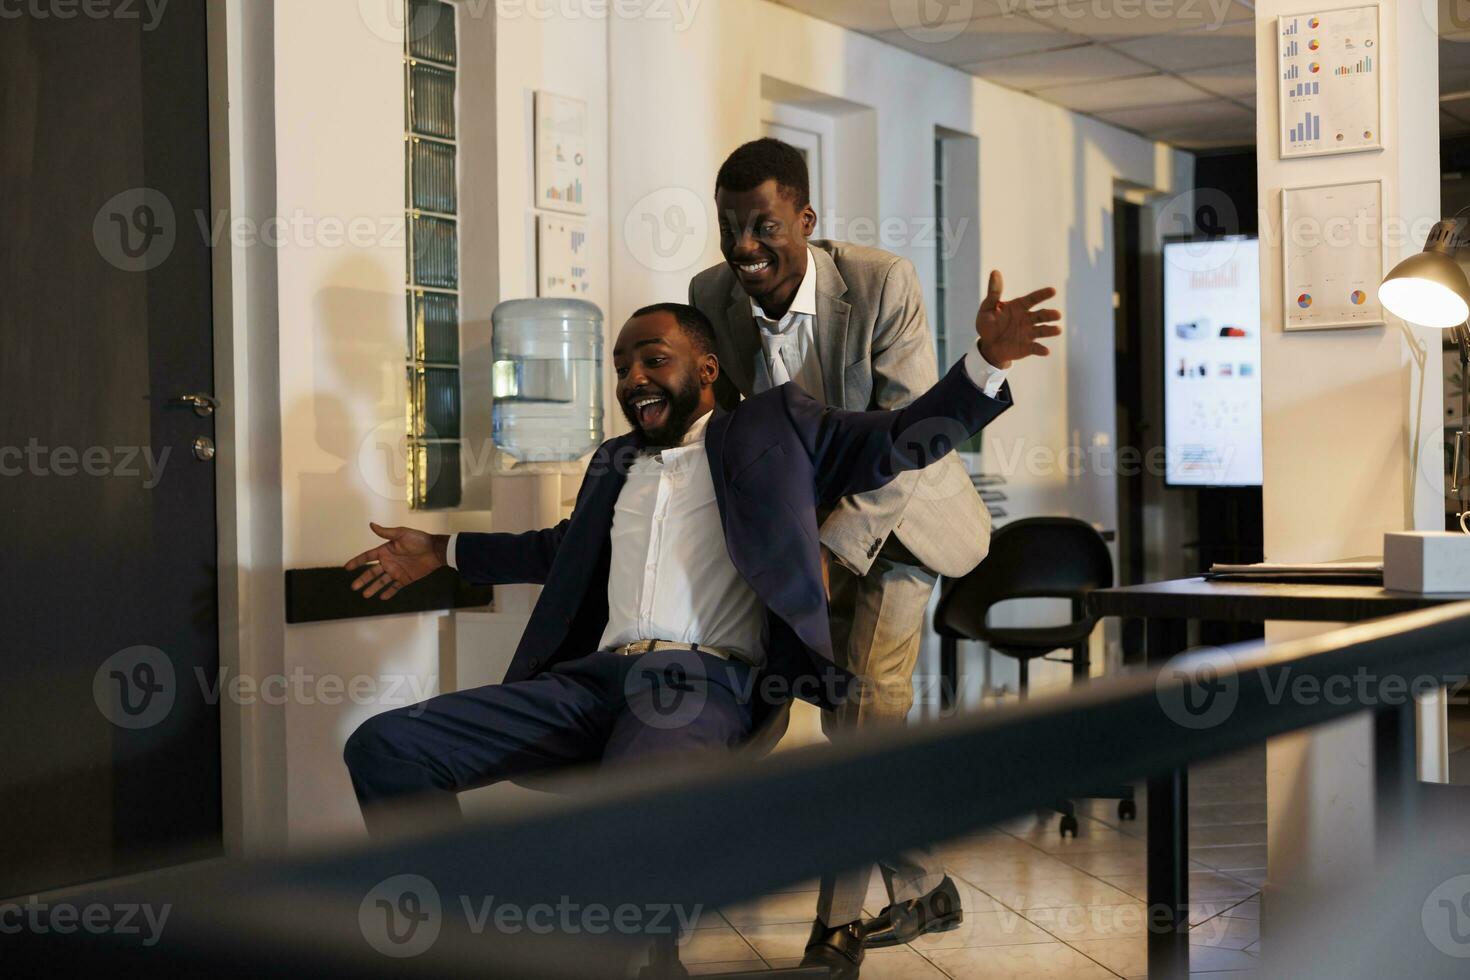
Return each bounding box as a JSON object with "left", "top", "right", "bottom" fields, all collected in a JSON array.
[{"left": 621, "top": 373, "right": 704, "bottom": 447}]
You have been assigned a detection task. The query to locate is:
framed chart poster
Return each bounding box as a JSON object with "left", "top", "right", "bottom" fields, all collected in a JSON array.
[
  {"left": 534, "top": 91, "right": 588, "bottom": 214},
  {"left": 1277, "top": 5, "right": 1382, "bottom": 158},
  {"left": 1281, "top": 179, "right": 1385, "bottom": 331},
  {"left": 536, "top": 213, "right": 592, "bottom": 298}
]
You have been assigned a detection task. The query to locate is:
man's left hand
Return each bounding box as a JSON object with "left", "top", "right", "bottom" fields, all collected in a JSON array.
[{"left": 974, "top": 269, "right": 1062, "bottom": 369}]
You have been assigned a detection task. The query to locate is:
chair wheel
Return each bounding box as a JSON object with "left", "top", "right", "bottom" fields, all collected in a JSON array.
[
  {"left": 1118, "top": 800, "right": 1137, "bottom": 821},
  {"left": 1059, "top": 814, "right": 1079, "bottom": 837}
]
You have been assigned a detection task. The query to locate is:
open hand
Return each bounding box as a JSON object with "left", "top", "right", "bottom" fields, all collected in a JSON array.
[
  {"left": 975, "top": 270, "right": 1062, "bottom": 369},
  {"left": 344, "top": 522, "right": 447, "bottom": 600}
]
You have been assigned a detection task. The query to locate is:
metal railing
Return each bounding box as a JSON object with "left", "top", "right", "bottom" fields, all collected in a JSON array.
[{"left": 11, "top": 602, "right": 1470, "bottom": 978}]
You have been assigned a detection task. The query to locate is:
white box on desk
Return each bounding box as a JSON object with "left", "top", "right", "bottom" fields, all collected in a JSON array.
[{"left": 1384, "top": 532, "right": 1470, "bottom": 593}]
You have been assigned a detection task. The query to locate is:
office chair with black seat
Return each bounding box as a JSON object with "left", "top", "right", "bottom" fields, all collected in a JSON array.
[{"left": 933, "top": 517, "right": 1135, "bottom": 836}]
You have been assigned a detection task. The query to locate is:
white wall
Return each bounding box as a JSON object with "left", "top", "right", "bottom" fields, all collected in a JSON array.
[
  {"left": 1253, "top": 0, "right": 1444, "bottom": 955},
  {"left": 263, "top": 0, "right": 1190, "bottom": 842}
]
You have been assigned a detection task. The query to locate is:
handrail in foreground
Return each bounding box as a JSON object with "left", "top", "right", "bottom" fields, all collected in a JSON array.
[{"left": 13, "top": 601, "right": 1470, "bottom": 977}]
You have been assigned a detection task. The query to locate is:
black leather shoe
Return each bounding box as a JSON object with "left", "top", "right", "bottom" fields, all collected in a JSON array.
[
  {"left": 861, "top": 875, "right": 964, "bottom": 948},
  {"left": 799, "top": 916, "right": 865, "bottom": 979}
]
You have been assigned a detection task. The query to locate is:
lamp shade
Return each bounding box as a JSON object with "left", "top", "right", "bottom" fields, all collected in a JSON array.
[{"left": 1378, "top": 222, "right": 1470, "bottom": 329}]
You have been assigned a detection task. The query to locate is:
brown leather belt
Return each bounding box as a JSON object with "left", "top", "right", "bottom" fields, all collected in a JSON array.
[{"left": 610, "top": 639, "right": 738, "bottom": 662}]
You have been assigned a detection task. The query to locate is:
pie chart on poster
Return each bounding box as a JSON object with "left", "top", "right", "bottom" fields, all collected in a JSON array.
[
  {"left": 1297, "top": 293, "right": 1313, "bottom": 309},
  {"left": 1350, "top": 290, "right": 1367, "bottom": 305}
]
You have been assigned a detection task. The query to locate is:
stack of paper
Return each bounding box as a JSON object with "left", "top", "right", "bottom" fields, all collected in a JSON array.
[{"left": 1206, "top": 560, "right": 1383, "bottom": 583}]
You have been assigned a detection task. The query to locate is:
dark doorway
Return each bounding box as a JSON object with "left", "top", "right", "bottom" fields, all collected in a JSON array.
[{"left": 0, "top": 1, "right": 222, "bottom": 896}]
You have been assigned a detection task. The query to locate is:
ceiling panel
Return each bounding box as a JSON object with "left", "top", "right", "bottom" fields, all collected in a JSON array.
[
  {"left": 774, "top": 0, "right": 1023, "bottom": 34},
  {"left": 964, "top": 42, "right": 1154, "bottom": 90},
  {"left": 771, "top": 0, "right": 1470, "bottom": 149},
  {"left": 1095, "top": 97, "right": 1255, "bottom": 146},
  {"left": 1109, "top": 18, "right": 1254, "bottom": 71},
  {"left": 874, "top": 13, "right": 1080, "bottom": 64},
  {"left": 1034, "top": 71, "right": 1207, "bottom": 112},
  {"left": 1178, "top": 60, "right": 1255, "bottom": 99}
]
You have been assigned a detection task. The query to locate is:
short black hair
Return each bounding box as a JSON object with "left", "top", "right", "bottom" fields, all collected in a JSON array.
[
  {"left": 629, "top": 302, "right": 718, "bottom": 356},
  {"left": 715, "top": 138, "right": 810, "bottom": 208}
]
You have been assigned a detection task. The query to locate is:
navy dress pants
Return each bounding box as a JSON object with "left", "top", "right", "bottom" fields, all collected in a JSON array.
[{"left": 343, "top": 650, "right": 754, "bottom": 837}]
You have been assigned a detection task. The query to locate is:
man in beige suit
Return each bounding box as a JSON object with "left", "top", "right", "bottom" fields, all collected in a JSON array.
[{"left": 690, "top": 138, "right": 1058, "bottom": 978}]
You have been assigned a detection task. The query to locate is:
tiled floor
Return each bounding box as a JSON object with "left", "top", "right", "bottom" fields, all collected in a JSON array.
[{"left": 680, "top": 746, "right": 1265, "bottom": 979}]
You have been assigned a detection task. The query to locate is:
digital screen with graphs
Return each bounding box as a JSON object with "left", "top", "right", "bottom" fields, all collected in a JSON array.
[{"left": 1163, "top": 238, "right": 1264, "bottom": 488}]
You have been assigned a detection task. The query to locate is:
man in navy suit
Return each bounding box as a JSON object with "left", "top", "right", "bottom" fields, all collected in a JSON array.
[{"left": 341, "top": 297, "right": 1057, "bottom": 965}]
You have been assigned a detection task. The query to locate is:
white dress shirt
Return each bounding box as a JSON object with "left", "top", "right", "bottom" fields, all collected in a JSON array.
[
  {"left": 595, "top": 410, "right": 766, "bottom": 665},
  {"left": 750, "top": 246, "right": 825, "bottom": 396},
  {"left": 442, "top": 339, "right": 1005, "bottom": 666},
  {"left": 747, "top": 246, "right": 1010, "bottom": 400}
]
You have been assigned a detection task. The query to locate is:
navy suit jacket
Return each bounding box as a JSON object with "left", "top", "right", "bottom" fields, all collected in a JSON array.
[{"left": 454, "top": 358, "right": 1012, "bottom": 712}]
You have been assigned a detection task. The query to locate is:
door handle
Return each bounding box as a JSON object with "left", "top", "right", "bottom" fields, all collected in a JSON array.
[{"left": 170, "top": 392, "right": 218, "bottom": 417}]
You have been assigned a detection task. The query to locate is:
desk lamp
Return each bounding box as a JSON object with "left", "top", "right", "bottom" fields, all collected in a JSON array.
[{"left": 1379, "top": 216, "right": 1470, "bottom": 529}]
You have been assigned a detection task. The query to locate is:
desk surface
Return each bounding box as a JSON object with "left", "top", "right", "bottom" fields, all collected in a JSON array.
[{"left": 1090, "top": 577, "right": 1470, "bottom": 623}]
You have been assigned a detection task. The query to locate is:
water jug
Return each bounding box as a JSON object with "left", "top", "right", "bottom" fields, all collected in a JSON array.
[{"left": 491, "top": 298, "right": 603, "bottom": 462}]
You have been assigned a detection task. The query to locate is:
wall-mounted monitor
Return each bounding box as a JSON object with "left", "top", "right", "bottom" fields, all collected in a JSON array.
[{"left": 1163, "top": 236, "right": 1264, "bottom": 488}]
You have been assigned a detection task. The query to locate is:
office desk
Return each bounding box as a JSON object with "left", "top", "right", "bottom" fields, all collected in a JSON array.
[{"left": 1088, "top": 577, "right": 1470, "bottom": 978}]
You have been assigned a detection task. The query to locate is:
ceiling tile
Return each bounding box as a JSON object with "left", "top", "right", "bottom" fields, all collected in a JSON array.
[
  {"left": 962, "top": 42, "right": 1154, "bottom": 89},
  {"left": 874, "top": 13, "right": 1079, "bottom": 64},
  {"left": 1020, "top": 0, "right": 1254, "bottom": 42},
  {"left": 1178, "top": 60, "right": 1256, "bottom": 99},
  {"left": 1094, "top": 97, "right": 1255, "bottom": 145},
  {"left": 774, "top": 0, "right": 1031, "bottom": 35},
  {"left": 1033, "top": 71, "right": 1206, "bottom": 112},
  {"left": 1108, "top": 18, "right": 1254, "bottom": 70}
]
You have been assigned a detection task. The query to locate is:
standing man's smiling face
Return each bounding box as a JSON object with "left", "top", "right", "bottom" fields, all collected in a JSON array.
[{"left": 716, "top": 178, "right": 817, "bottom": 320}]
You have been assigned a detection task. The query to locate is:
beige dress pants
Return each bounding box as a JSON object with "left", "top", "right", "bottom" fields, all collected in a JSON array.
[{"left": 815, "top": 547, "right": 948, "bottom": 927}]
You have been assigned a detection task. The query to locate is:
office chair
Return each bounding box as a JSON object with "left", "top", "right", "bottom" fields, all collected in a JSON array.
[{"left": 933, "top": 517, "right": 1136, "bottom": 836}]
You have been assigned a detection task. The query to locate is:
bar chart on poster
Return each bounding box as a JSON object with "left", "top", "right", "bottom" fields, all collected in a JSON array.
[{"left": 1278, "top": 6, "right": 1381, "bottom": 158}]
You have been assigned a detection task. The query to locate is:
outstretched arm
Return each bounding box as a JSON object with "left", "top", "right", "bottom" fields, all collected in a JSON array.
[
  {"left": 801, "top": 271, "right": 1061, "bottom": 504},
  {"left": 344, "top": 520, "right": 571, "bottom": 599}
]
